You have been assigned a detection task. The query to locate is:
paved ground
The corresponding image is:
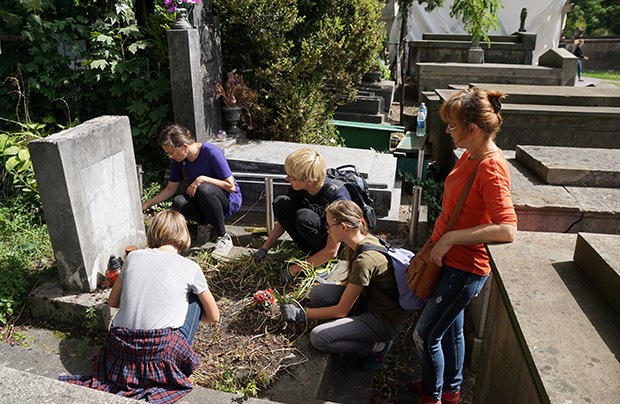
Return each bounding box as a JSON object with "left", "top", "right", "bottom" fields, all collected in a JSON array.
[{"left": 574, "top": 75, "right": 619, "bottom": 88}]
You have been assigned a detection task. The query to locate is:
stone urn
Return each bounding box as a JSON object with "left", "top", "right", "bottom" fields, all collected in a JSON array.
[
  {"left": 222, "top": 106, "right": 243, "bottom": 137},
  {"left": 172, "top": 7, "right": 193, "bottom": 29}
]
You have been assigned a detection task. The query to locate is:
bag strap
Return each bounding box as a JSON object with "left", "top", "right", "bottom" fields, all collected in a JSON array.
[
  {"left": 444, "top": 161, "right": 480, "bottom": 233},
  {"left": 354, "top": 241, "right": 400, "bottom": 305}
]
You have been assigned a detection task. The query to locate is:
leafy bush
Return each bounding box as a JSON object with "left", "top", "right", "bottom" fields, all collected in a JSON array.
[
  {"left": 0, "top": 1, "right": 175, "bottom": 163},
  {"left": 0, "top": 194, "right": 55, "bottom": 326},
  {"left": 213, "top": 0, "right": 385, "bottom": 144}
]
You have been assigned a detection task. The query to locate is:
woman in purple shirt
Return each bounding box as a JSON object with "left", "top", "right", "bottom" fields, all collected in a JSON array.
[{"left": 142, "top": 124, "right": 242, "bottom": 260}]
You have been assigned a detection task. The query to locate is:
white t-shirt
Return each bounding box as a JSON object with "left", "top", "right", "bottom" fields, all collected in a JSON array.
[{"left": 112, "top": 249, "right": 208, "bottom": 329}]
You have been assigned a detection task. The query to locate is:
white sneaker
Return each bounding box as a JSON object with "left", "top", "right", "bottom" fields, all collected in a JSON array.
[{"left": 212, "top": 234, "right": 233, "bottom": 261}]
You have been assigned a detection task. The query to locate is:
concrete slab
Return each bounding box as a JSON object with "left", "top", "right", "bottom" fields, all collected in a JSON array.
[
  {"left": 225, "top": 140, "right": 399, "bottom": 218},
  {"left": 502, "top": 151, "right": 619, "bottom": 234},
  {"left": 0, "top": 366, "right": 135, "bottom": 403},
  {"left": 29, "top": 278, "right": 116, "bottom": 332},
  {"left": 478, "top": 232, "right": 620, "bottom": 404},
  {"left": 435, "top": 90, "right": 620, "bottom": 150},
  {"left": 516, "top": 145, "right": 620, "bottom": 187},
  {"left": 471, "top": 83, "right": 620, "bottom": 107},
  {"left": 565, "top": 186, "right": 620, "bottom": 233},
  {"left": 573, "top": 233, "right": 620, "bottom": 316}
]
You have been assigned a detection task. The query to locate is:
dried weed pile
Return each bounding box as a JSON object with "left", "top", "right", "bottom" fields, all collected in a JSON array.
[{"left": 189, "top": 249, "right": 317, "bottom": 396}]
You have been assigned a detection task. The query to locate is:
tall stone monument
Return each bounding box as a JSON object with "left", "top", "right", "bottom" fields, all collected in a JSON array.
[
  {"left": 167, "top": 2, "right": 224, "bottom": 142},
  {"left": 29, "top": 116, "right": 146, "bottom": 293}
]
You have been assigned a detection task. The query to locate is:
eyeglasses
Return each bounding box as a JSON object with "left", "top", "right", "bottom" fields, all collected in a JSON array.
[
  {"left": 165, "top": 146, "right": 184, "bottom": 159},
  {"left": 285, "top": 175, "right": 298, "bottom": 182},
  {"left": 447, "top": 124, "right": 460, "bottom": 132},
  {"left": 326, "top": 222, "right": 341, "bottom": 229}
]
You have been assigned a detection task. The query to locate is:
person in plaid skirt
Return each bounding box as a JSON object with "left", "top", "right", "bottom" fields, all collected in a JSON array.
[{"left": 60, "top": 210, "right": 219, "bottom": 403}]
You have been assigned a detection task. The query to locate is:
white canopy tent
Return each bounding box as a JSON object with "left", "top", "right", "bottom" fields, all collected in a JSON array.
[{"left": 388, "top": 0, "right": 566, "bottom": 65}]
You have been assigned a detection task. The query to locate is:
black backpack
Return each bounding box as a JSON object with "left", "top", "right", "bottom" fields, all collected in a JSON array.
[{"left": 323, "top": 164, "right": 377, "bottom": 228}]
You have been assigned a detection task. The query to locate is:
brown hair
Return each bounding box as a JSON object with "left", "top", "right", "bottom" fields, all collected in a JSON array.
[
  {"left": 326, "top": 200, "right": 368, "bottom": 264},
  {"left": 439, "top": 87, "right": 506, "bottom": 140},
  {"left": 157, "top": 124, "right": 195, "bottom": 148},
  {"left": 146, "top": 210, "right": 191, "bottom": 252},
  {"left": 284, "top": 148, "right": 327, "bottom": 183}
]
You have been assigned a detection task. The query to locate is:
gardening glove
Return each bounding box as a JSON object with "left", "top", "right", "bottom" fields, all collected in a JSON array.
[
  {"left": 280, "top": 303, "right": 306, "bottom": 322},
  {"left": 279, "top": 266, "right": 296, "bottom": 285},
  {"left": 254, "top": 247, "right": 268, "bottom": 263}
]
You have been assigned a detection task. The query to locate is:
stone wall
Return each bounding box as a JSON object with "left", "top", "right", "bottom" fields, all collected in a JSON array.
[
  {"left": 415, "top": 48, "right": 577, "bottom": 101},
  {"left": 408, "top": 32, "right": 537, "bottom": 76},
  {"left": 561, "top": 36, "right": 620, "bottom": 72}
]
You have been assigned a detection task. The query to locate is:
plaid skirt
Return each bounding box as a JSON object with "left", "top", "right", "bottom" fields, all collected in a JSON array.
[{"left": 59, "top": 327, "right": 200, "bottom": 404}]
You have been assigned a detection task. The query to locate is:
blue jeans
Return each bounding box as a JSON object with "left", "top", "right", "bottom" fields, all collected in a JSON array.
[
  {"left": 179, "top": 293, "right": 203, "bottom": 345},
  {"left": 577, "top": 59, "right": 583, "bottom": 78},
  {"left": 413, "top": 265, "right": 488, "bottom": 400}
]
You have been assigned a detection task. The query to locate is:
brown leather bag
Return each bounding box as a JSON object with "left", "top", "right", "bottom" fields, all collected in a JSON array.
[{"left": 407, "top": 163, "right": 480, "bottom": 299}]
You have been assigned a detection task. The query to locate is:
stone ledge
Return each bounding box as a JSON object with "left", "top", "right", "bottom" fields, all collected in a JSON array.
[
  {"left": 477, "top": 232, "right": 620, "bottom": 403},
  {"left": 573, "top": 233, "right": 620, "bottom": 316},
  {"left": 515, "top": 145, "right": 620, "bottom": 188}
]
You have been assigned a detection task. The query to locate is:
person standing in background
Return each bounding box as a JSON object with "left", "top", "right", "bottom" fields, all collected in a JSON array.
[{"left": 573, "top": 39, "right": 589, "bottom": 82}]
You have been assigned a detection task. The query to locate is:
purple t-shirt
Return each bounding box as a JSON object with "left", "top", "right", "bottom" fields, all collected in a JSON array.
[{"left": 169, "top": 143, "right": 242, "bottom": 217}]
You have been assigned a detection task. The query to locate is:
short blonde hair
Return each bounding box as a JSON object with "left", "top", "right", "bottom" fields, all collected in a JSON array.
[
  {"left": 284, "top": 148, "right": 326, "bottom": 183},
  {"left": 146, "top": 210, "right": 191, "bottom": 252}
]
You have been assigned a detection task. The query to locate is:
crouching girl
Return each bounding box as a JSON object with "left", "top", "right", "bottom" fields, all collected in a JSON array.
[{"left": 280, "top": 200, "right": 407, "bottom": 370}]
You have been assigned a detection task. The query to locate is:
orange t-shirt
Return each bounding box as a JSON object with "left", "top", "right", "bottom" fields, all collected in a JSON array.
[{"left": 432, "top": 150, "right": 517, "bottom": 275}]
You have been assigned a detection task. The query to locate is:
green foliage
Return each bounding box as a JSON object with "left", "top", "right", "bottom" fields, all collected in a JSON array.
[
  {"left": 564, "top": 0, "right": 620, "bottom": 37},
  {"left": 0, "top": 195, "right": 55, "bottom": 326},
  {"left": 213, "top": 0, "right": 385, "bottom": 144},
  {"left": 1, "top": 1, "right": 174, "bottom": 160},
  {"left": 450, "top": 0, "right": 502, "bottom": 45},
  {"left": 398, "top": 170, "right": 444, "bottom": 224}
]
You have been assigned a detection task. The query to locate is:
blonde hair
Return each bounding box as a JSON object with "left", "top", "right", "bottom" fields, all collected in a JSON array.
[
  {"left": 157, "top": 124, "right": 195, "bottom": 148},
  {"left": 284, "top": 148, "right": 326, "bottom": 183},
  {"left": 439, "top": 87, "right": 506, "bottom": 141},
  {"left": 146, "top": 210, "right": 191, "bottom": 252}
]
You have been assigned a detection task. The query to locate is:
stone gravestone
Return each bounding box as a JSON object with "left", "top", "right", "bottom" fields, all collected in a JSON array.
[{"left": 29, "top": 116, "right": 146, "bottom": 293}]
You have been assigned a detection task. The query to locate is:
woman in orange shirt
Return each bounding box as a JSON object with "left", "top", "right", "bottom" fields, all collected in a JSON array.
[{"left": 414, "top": 88, "right": 517, "bottom": 404}]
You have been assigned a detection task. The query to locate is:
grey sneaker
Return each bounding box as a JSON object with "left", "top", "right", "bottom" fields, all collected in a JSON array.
[{"left": 212, "top": 234, "right": 233, "bottom": 261}]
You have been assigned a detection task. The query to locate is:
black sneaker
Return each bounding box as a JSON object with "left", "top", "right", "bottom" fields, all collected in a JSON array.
[{"left": 362, "top": 340, "right": 393, "bottom": 371}]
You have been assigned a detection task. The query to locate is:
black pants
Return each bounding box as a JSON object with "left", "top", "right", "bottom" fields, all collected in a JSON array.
[
  {"left": 273, "top": 195, "right": 327, "bottom": 254},
  {"left": 173, "top": 183, "right": 229, "bottom": 237}
]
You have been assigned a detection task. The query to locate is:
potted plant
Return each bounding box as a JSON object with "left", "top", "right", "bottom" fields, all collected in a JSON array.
[{"left": 211, "top": 71, "right": 257, "bottom": 137}]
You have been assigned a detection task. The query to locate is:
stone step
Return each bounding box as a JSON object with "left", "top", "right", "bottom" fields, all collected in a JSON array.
[
  {"left": 515, "top": 145, "right": 620, "bottom": 187},
  {"left": 503, "top": 150, "right": 620, "bottom": 234},
  {"left": 336, "top": 95, "right": 385, "bottom": 115},
  {"left": 333, "top": 111, "right": 385, "bottom": 124},
  {"left": 472, "top": 83, "right": 620, "bottom": 107},
  {"left": 0, "top": 366, "right": 135, "bottom": 404},
  {"left": 573, "top": 233, "right": 620, "bottom": 316},
  {"left": 478, "top": 231, "right": 620, "bottom": 404}
]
